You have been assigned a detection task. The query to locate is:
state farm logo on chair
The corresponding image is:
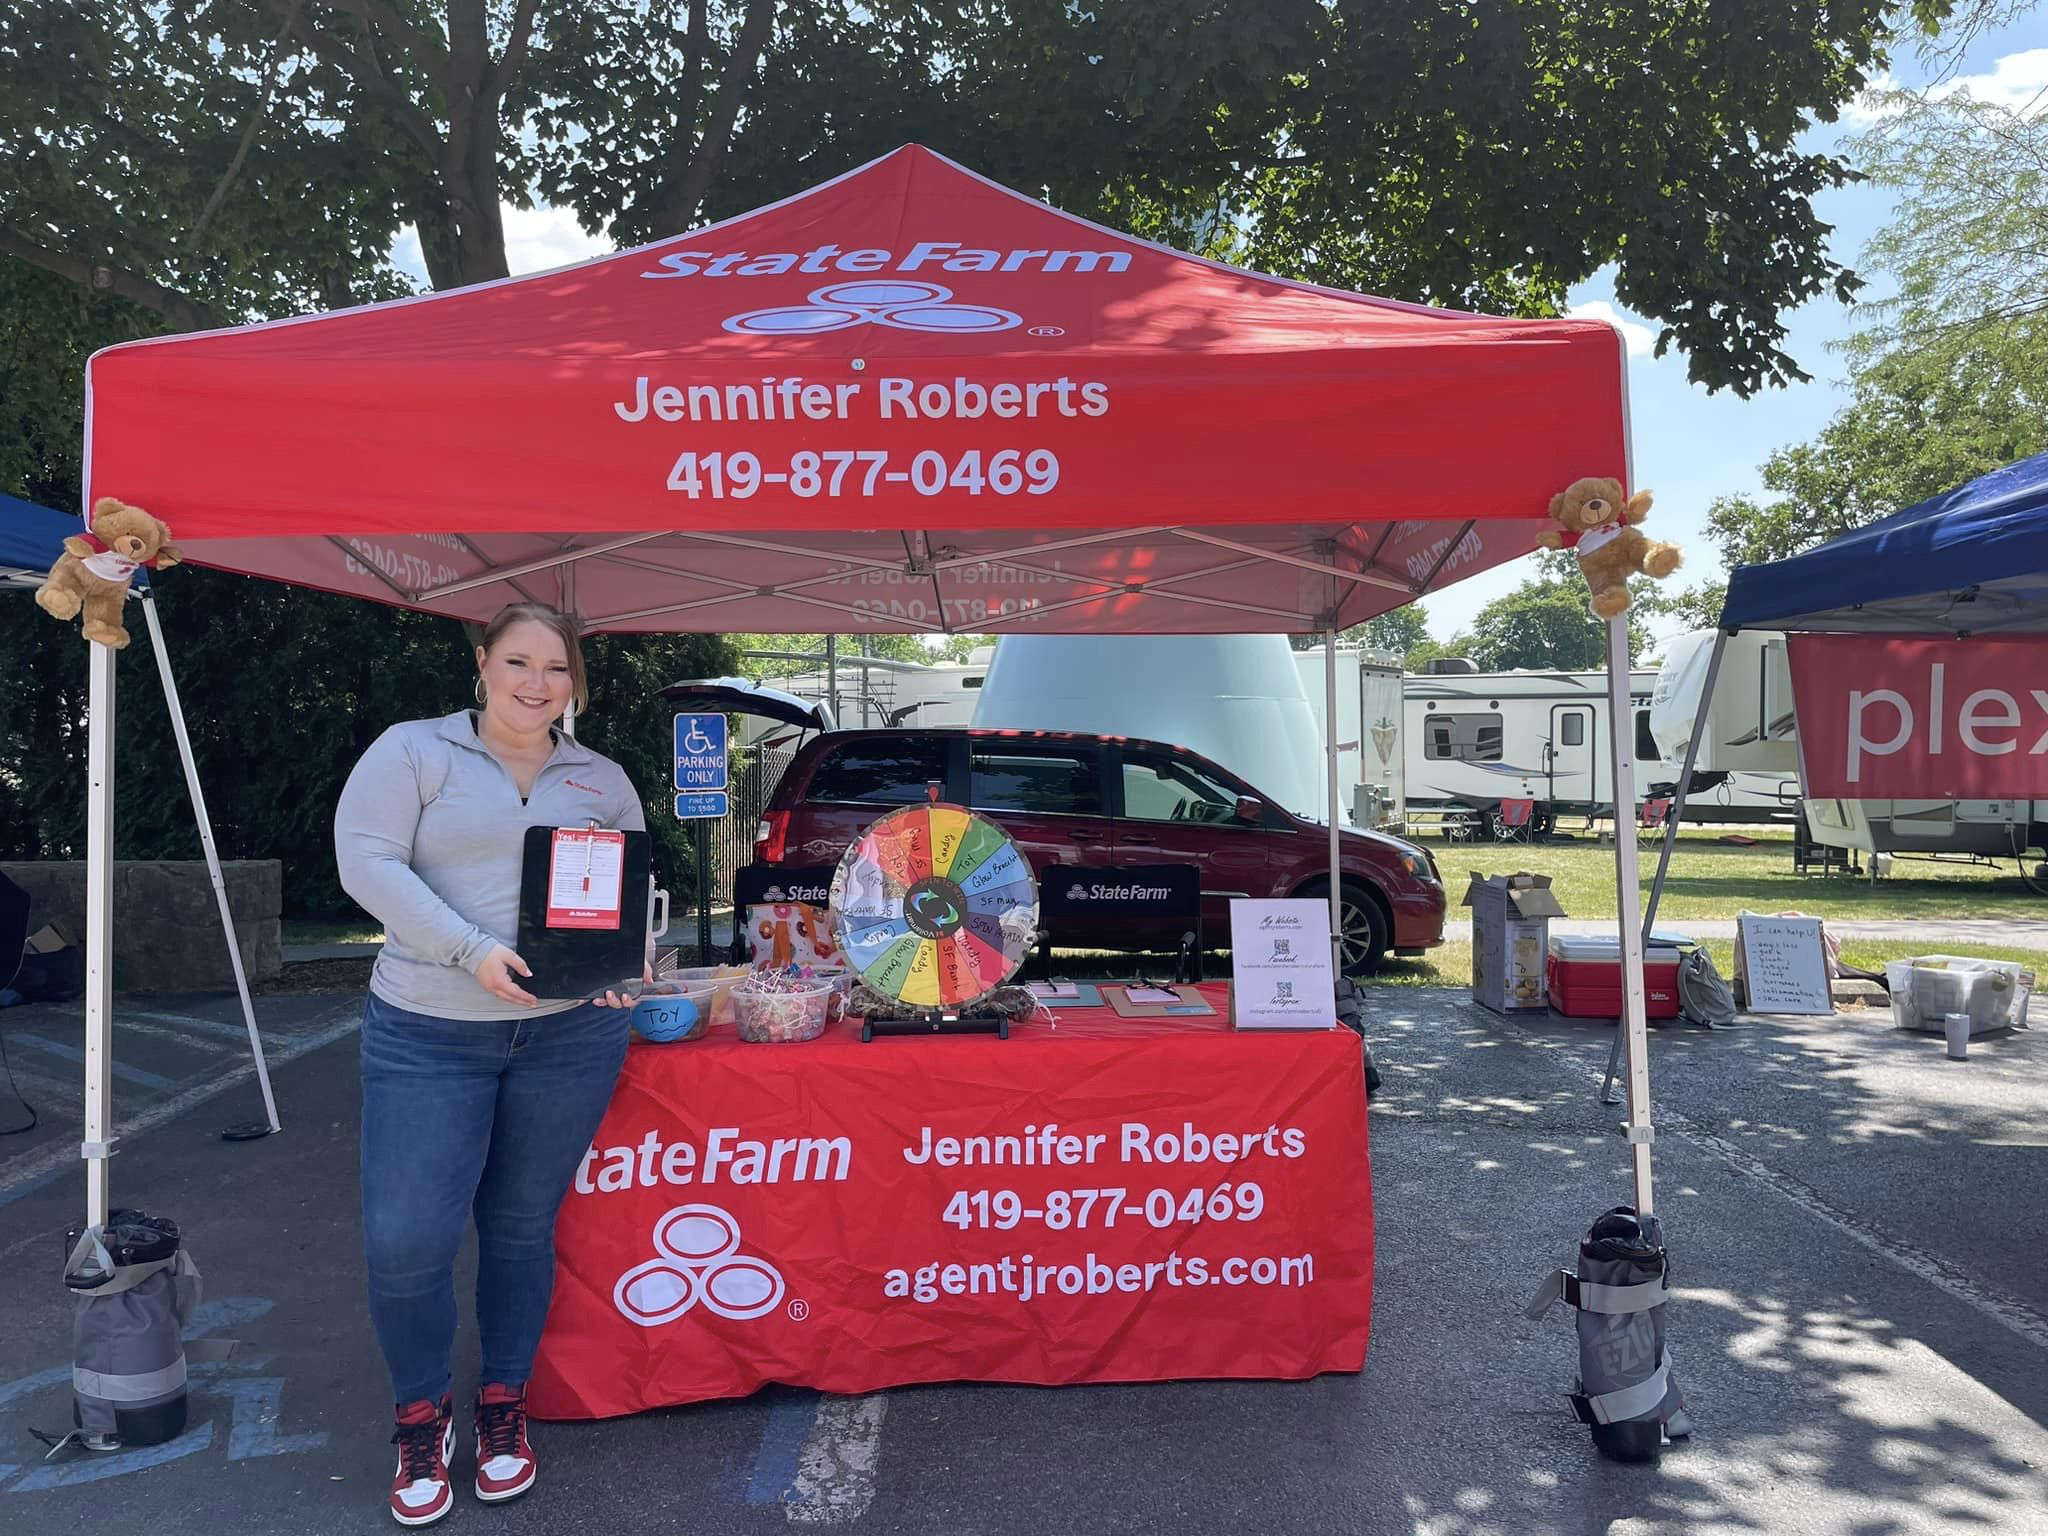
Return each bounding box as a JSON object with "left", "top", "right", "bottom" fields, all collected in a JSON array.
[{"left": 614, "top": 1204, "right": 786, "bottom": 1327}]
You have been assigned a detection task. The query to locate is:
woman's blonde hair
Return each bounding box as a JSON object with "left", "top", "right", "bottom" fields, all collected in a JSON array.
[{"left": 478, "top": 602, "right": 590, "bottom": 714}]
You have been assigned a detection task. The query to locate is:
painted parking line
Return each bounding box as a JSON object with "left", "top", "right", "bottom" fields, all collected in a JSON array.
[
  {"left": 121, "top": 1009, "right": 275, "bottom": 1047},
  {"left": 747, "top": 1391, "right": 889, "bottom": 1524},
  {"left": 786, "top": 1393, "right": 888, "bottom": 1525},
  {"left": 8, "top": 1033, "right": 178, "bottom": 1091},
  {"left": 0, "top": 1005, "right": 361, "bottom": 1209},
  {"left": 98, "top": 1016, "right": 234, "bottom": 1053}
]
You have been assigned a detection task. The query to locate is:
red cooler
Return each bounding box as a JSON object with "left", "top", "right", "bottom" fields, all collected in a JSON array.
[{"left": 1547, "top": 936, "right": 1683, "bottom": 1019}]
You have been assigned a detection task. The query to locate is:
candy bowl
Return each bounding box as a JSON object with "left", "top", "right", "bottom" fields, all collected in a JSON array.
[{"left": 733, "top": 973, "right": 835, "bottom": 1043}]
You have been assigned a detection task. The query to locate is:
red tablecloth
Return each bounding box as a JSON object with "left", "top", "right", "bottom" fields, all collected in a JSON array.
[{"left": 529, "top": 984, "right": 1373, "bottom": 1419}]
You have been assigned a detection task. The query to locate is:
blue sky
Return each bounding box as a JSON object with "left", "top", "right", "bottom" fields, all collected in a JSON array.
[
  {"left": 393, "top": 18, "right": 2048, "bottom": 653},
  {"left": 1478, "top": 19, "right": 2048, "bottom": 654}
]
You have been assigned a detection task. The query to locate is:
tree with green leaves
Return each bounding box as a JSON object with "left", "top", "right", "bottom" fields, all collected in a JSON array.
[
  {"left": 1290, "top": 604, "right": 1438, "bottom": 668},
  {"left": 2, "top": 1, "right": 1975, "bottom": 394},
  {"left": 1700, "top": 46, "right": 2048, "bottom": 575}
]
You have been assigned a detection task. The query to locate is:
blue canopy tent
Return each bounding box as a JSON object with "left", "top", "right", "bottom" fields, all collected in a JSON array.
[
  {"left": 1720, "top": 448, "right": 2048, "bottom": 636},
  {"left": 0, "top": 491, "right": 277, "bottom": 1130},
  {"left": 1605, "top": 452, "right": 2048, "bottom": 1101},
  {"left": 1, "top": 492, "right": 136, "bottom": 590}
]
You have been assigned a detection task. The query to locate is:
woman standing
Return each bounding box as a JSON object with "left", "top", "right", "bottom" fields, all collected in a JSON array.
[{"left": 335, "top": 602, "right": 647, "bottom": 1527}]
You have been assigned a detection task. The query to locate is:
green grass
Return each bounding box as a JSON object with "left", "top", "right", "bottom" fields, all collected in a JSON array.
[
  {"left": 1366, "top": 938, "right": 2046, "bottom": 990},
  {"left": 280, "top": 919, "right": 385, "bottom": 947},
  {"left": 1434, "top": 829, "right": 2043, "bottom": 924}
]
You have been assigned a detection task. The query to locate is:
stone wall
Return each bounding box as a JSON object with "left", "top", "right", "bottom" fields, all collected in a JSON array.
[{"left": 1, "top": 860, "right": 282, "bottom": 992}]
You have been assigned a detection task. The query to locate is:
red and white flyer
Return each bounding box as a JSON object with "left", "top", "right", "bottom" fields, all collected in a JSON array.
[{"left": 545, "top": 827, "right": 626, "bottom": 930}]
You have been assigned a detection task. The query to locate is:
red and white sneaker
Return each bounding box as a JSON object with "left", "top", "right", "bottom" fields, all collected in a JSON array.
[
  {"left": 389, "top": 1395, "right": 455, "bottom": 1527},
  {"left": 473, "top": 1384, "right": 537, "bottom": 1504}
]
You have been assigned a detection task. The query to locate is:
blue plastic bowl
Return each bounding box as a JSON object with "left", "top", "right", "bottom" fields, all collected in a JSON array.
[{"left": 632, "top": 992, "right": 703, "bottom": 1043}]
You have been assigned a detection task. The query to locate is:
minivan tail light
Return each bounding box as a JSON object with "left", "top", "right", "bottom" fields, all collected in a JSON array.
[{"left": 756, "top": 810, "right": 791, "bottom": 864}]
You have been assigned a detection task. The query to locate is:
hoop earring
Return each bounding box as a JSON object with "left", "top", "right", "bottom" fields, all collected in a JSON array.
[{"left": 474, "top": 676, "right": 486, "bottom": 706}]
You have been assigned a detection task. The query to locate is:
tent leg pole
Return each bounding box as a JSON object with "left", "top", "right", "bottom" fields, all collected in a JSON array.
[
  {"left": 1604, "top": 613, "right": 1654, "bottom": 1216},
  {"left": 1604, "top": 628, "right": 1728, "bottom": 1106},
  {"left": 141, "top": 591, "right": 279, "bottom": 1134},
  {"left": 84, "top": 638, "right": 117, "bottom": 1230},
  {"left": 1325, "top": 626, "right": 1342, "bottom": 969}
]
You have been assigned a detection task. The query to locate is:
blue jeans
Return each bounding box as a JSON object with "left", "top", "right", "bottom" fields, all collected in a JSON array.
[{"left": 359, "top": 993, "right": 629, "bottom": 1405}]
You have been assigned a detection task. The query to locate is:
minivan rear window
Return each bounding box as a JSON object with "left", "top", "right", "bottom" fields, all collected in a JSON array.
[
  {"left": 969, "top": 746, "right": 1101, "bottom": 816},
  {"left": 803, "top": 738, "right": 949, "bottom": 805}
]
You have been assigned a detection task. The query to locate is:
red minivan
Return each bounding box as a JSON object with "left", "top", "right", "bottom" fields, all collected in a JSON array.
[{"left": 754, "top": 728, "right": 1445, "bottom": 973}]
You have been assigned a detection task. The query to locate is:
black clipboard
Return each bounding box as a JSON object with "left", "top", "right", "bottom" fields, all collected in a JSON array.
[{"left": 515, "top": 825, "right": 653, "bottom": 1000}]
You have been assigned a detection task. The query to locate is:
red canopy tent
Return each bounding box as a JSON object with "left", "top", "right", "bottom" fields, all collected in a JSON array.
[
  {"left": 87, "top": 144, "right": 1627, "bottom": 636},
  {"left": 75, "top": 145, "right": 1657, "bottom": 1227}
]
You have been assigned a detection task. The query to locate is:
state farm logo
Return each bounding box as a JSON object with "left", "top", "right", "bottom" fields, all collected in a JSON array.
[
  {"left": 1063, "top": 881, "right": 1172, "bottom": 902},
  {"left": 613, "top": 1204, "right": 785, "bottom": 1327},
  {"left": 724, "top": 281, "right": 1020, "bottom": 336},
  {"left": 762, "top": 883, "right": 827, "bottom": 904}
]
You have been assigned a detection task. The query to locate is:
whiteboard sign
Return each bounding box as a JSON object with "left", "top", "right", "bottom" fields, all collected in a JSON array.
[
  {"left": 1737, "top": 915, "right": 1833, "bottom": 1015},
  {"left": 1228, "top": 899, "right": 1337, "bottom": 1030}
]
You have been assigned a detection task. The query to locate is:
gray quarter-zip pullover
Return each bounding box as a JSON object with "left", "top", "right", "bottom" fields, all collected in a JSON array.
[{"left": 335, "top": 710, "right": 648, "bottom": 1019}]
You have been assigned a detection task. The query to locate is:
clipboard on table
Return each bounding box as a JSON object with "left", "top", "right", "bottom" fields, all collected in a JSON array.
[{"left": 515, "top": 824, "right": 653, "bottom": 1001}]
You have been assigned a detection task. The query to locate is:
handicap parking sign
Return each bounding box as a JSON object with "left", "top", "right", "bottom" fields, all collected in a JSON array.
[{"left": 673, "top": 714, "right": 729, "bottom": 820}]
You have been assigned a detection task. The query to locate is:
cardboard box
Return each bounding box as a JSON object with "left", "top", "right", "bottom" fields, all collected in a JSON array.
[
  {"left": 1464, "top": 872, "right": 1567, "bottom": 1013},
  {"left": 25, "top": 922, "right": 78, "bottom": 955}
]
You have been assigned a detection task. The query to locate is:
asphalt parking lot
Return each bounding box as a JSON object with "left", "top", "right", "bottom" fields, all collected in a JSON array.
[{"left": 1, "top": 987, "right": 2045, "bottom": 1535}]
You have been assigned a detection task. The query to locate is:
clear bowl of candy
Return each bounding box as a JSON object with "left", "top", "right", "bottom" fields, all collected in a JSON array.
[{"left": 732, "top": 972, "right": 836, "bottom": 1043}]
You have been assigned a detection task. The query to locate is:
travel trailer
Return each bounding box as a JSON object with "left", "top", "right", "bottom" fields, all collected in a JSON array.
[
  {"left": 1651, "top": 628, "right": 2047, "bottom": 863},
  {"left": 1406, "top": 660, "right": 1799, "bottom": 836},
  {"left": 1404, "top": 664, "right": 1659, "bottom": 836},
  {"left": 1294, "top": 645, "right": 1406, "bottom": 830},
  {"left": 734, "top": 650, "right": 990, "bottom": 745}
]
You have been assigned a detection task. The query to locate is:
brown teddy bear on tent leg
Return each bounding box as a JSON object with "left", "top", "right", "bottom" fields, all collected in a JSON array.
[
  {"left": 1537, "top": 476, "right": 1681, "bottom": 620},
  {"left": 35, "top": 497, "right": 183, "bottom": 649}
]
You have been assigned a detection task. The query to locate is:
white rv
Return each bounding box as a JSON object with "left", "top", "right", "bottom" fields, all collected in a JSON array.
[
  {"left": 1651, "top": 628, "right": 2047, "bottom": 862},
  {"left": 1404, "top": 661, "right": 1799, "bottom": 836},
  {"left": 735, "top": 651, "right": 990, "bottom": 745},
  {"left": 1294, "top": 645, "right": 1406, "bottom": 829},
  {"left": 1403, "top": 664, "right": 1659, "bottom": 836}
]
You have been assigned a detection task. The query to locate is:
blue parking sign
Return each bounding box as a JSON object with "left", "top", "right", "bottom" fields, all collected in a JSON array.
[{"left": 673, "top": 713, "right": 729, "bottom": 821}]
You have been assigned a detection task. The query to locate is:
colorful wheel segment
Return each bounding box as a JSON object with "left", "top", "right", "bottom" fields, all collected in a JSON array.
[{"left": 829, "top": 804, "right": 1039, "bottom": 1010}]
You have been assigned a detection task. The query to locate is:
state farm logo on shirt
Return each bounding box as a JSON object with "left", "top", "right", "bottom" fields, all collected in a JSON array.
[
  {"left": 563, "top": 778, "right": 606, "bottom": 796},
  {"left": 614, "top": 1204, "right": 785, "bottom": 1327}
]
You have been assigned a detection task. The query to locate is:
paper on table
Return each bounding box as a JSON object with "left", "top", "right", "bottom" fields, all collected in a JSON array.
[{"left": 1125, "top": 986, "right": 1181, "bottom": 1004}]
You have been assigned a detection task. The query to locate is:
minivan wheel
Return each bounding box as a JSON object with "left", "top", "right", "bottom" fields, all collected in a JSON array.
[{"left": 1298, "top": 878, "right": 1390, "bottom": 976}]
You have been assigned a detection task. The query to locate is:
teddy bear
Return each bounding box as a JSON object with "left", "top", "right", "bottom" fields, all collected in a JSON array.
[
  {"left": 1536, "top": 476, "right": 1680, "bottom": 620},
  {"left": 33, "top": 497, "right": 183, "bottom": 649}
]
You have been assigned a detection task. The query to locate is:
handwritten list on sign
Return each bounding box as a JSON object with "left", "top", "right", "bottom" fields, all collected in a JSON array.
[{"left": 1737, "top": 915, "right": 1834, "bottom": 1015}]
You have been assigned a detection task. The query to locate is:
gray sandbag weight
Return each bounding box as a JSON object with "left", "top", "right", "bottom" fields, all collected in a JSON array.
[
  {"left": 1527, "top": 1206, "right": 1691, "bottom": 1463},
  {"left": 64, "top": 1211, "right": 200, "bottom": 1447}
]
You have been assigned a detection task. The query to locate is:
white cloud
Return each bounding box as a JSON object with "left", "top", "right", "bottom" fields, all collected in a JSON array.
[
  {"left": 1839, "top": 70, "right": 1902, "bottom": 127},
  {"left": 502, "top": 203, "right": 612, "bottom": 274},
  {"left": 387, "top": 201, "right": 612, "bottom": 288},
  {"left": 1567, "top": 300, "right": 1656, "bottom": 357},
  {"left": 1843, "top": 49, "right": 2048, "bottom": 125},
  {"left": 1934, "top": 47, "right": 2048, "bottom": 111}
]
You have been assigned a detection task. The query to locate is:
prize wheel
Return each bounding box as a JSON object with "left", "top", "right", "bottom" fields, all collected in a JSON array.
[{"left": 830, "top": 804, "right": 1039, "bottom": 1010}]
